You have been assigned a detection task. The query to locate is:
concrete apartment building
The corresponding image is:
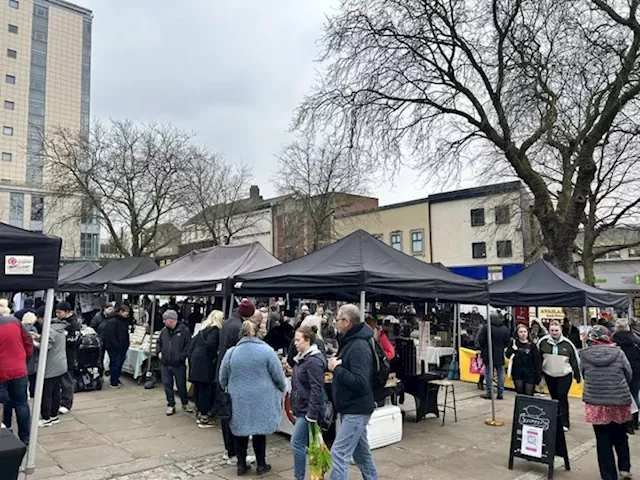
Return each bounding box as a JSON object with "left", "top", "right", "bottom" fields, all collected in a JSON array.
[
  {"left": 335, "top": 181, "right": 533, "bottom": 281},
  {"left": 0, "top": 0, "right": 93, "bottom": 259}
]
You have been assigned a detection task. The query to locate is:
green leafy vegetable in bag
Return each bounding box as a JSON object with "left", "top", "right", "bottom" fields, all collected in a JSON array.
[{"left": 308, "top": 422, "right": 332, "bottom": 480}]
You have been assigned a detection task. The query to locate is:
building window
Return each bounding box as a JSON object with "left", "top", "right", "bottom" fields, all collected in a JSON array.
[
  {"left": 9, "top": 192, "right": 24, "bottom": 228},
  {"left": 630, "top": 248, "right": 640, "bottom": 258},
  {"left": 9, "top": 0, "right": 19, "bottom": 9},
  {"left": 497, "top": 240, "right": 513, "bottom": 258},
  {"left": 472, "top": 242, "right": 487, "bottom": 259},
  {"left": 30, "top": 195, "right": 43, "bottom": 232},
  {"left": 390, "top": 232, "right": 403, "bottom": 251},
  {"left": 372, "top": 234, "right": 383, "bottom": 242},
  {"left": 3, "top": 126, "right": 14, "bottom": 136},
  {"left": 605, "top": 250, "right": 622, "bottom": 260},
  {"left": 495, "top": 205, "right": 510, "bottom": 225},
  {"left": 411, "top": 229, "right": 424, "bottom": 255},
  {"left": 4, "top": 100, "right": 14, "bottom": 110},
  {"left": 5, "top": 75, "right": 16, "bottom": 84},
  {"left": 470, "top": 208, "right": 485, "bottom": 227},
  {"left": 81, "top": 232, "right": 100, "bottom": 258},
  {"left": 1, "top": 152, "right": 12, "bottom": 162},
  {"left": 8, "top": 24, "right": 18, "bottom": 34},
  {"left": 7, "top": 49, "right": 17, "bottom": 59}
]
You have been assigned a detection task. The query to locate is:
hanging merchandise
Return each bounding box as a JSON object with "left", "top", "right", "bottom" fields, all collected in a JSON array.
[{"left": 308, "top": 422, "right": 332, "bottom": 480}]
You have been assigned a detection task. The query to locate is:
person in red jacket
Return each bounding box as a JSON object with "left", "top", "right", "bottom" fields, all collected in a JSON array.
[
  {"left": 365, "top": 317, "right": 395, "bottom": 360},
  {"left": 0, "top": 311, "right": 34, "bottom": 444}
]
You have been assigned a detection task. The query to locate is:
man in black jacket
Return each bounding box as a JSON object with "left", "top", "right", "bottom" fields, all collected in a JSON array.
[
  {"left": 157, "top": 309, "right": 193, "bottom": 416},
  {"left": 327, "top": 304, "right": 378, "bottom": 480},
  {"left": 101, "top": 305, "right": 131, "bottom": 389},
  {"left": 477, "top": 312, "right": 510, "bottom": 400},
  {"left": 54, "top": 301, "right": 81, "bottom": 414}
]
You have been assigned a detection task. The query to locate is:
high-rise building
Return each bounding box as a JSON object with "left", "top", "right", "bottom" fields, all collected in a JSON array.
[{"left": 0, "top": 0, "right": 95, "bottom": 259}]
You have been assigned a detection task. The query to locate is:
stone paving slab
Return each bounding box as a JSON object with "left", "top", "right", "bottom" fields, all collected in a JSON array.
[{"left": 18, "top": 376, "right": 640, "bottom": 479}]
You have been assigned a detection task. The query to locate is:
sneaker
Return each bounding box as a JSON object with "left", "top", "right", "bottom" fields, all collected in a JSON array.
[
  {"left": 198, "top": 416, "right": 215, "bottom": 428},
  {"left": 563, "top": 426, "right": 569, "bottom": 432},
  {"left": 38, "top": 419, "right": 52, "bottom": 428},
  {"left": 223, "top": 453, "right": 230, "bottom": 461},
  {"left": 497, "top": 394, "right": 504, "bottom": 400},
  {"left": 196, "top": 413, "right": 202, "bottom": 424},
  {"left": 480, "top": 394, "right": 493, "bottom": 400},
  {"left": 237, "top": 464, "right": 251, "bottom": 476},
  {"left": 182, "top": 403, "right": 194, "bottom": 414},
  {"left": 110, "top": 384, "right": 120, "bottom": 389},
  {"left": 166, "top": 406, "right": 176, "bottom": 416},
  {"left": 50, "top": 416, "right": 60, "bottom": 424},
  {"left": 226, "top": 456, "right": 238, "bottom": 466},
  {"left": 620, "top": 471, "right": 633, "bottom": 479},
  {"left": 246, "top": 455, "right": 256, "bottom": 464},
  {"left": 58, "top": 406, "right": 69, "bottom": 415}
]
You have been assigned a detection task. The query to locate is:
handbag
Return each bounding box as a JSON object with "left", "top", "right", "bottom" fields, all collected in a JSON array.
[
  {"left": 217, "top": 347, "right": 235, "bottom": 421},
  {"left": 318, "top": 388, "right": 334, "bottom": 432},
  {"left": 470, "top": 354, "right": 484, "bottom": 375}
]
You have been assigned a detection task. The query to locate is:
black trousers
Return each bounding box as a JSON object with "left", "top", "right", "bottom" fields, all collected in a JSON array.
[
  {"left": 221, "top": 418, "right": 237, "bottom": 457},
  {"left": 28, "top": 374, "right": 36, "bottom": 399},
  {"left": 544, "top": 373, "right": 572, "bottom": 428},
  {"left": 192, "top": 382, "right": 214, "bottom": 415},
  {"left": 235, "top": 434, "right": 266, "bottom": 467},
  {"left": 514, "top": 379, "right": 535, "bottom": 396},
  {"left": 593, "top": 422, "right": 631, "bottom": 480},
  {"left": 161, "top": 365, "right": 188, "bottom": 407},
  {"left": 41, "top": 375, "right": 63, "bottom": 420}
]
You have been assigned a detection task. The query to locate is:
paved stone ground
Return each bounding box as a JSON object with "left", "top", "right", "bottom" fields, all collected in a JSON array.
[{"left": 10, "top": 376, "right": 640, "bottom": 479}]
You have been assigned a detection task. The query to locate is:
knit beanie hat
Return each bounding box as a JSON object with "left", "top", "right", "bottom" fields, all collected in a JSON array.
[
  {"left": 615, "top": 318, "right": 630, "bottom": 332},
  {"left": 588, "top": 324, "right": 612, "bottom": 345},
  {"left": 55, "top": 301, "right": 72, "bottom": 312},
  {"left": 162, "top": 309, "right": 178, "bottom": 321},
  {"left": 237, "top": 299, "right": 255, "bottom": 319}
]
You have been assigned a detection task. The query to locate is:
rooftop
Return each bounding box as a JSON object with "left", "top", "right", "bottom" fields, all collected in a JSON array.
[{"left": 47, "top": 0, "right": 93, "bottom": 16}]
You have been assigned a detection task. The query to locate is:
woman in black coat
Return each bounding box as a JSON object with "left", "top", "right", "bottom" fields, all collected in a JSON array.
[
  {"left": 613, "top": 318, "right": 640, "bottom": 432},
  {"left": 102, "top": 305, "right": 132, "bottom": 389},
  {"left": 188, "top": 310, "right": 222, "bottom": 428}
]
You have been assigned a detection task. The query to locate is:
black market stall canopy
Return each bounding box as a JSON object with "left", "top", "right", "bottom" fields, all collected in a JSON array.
[
  {"left": 488, "top": 259, "right": 629, "bottom": 307},
  {"left": 111, "top": 242, "right": 281, "bottom": 295},
  {"left": 57, "top": 261, "right": 100, "bottom": 284},
  {"left": 58, "top": 257, "right": 159, "bottom": 292},
  {"left": 234, "top": 229, "right": 489, "bottom": 303},
  {"left": 0, "top": 222, "right": 62, "bottom": 291}
]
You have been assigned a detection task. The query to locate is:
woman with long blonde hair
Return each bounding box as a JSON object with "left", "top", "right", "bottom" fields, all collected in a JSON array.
[{"left": 188, "top": 310, "right": 224, "bottom": 428}]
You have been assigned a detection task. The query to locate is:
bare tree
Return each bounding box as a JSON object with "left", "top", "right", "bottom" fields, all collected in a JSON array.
[
  {"left": 42, "top": 120, "right": 191, "bottom": 257},
  {"left": 276, "top": 136, "right": 369, "bottom": 254},
  {"left": 181, "top": 152, "right": 260, "bottom": 247},
  {"left": 295, "top": 0, "right": 640, "bottom": 274}
]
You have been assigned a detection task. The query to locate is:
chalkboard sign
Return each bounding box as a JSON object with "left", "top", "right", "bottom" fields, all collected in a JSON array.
[{"left": 508, "top": 395, "right": 569, "bottom": 480}]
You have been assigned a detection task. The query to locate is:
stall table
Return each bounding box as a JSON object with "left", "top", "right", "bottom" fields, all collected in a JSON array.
[
  {"left": 400, "top": 372, "right": 444, "bottom": 422},
  {"left": 0, "top": 427, "right": 26, "bottom": 480},
  {"left": 105, "top": 347, "right": 149, "bottom": 380}
]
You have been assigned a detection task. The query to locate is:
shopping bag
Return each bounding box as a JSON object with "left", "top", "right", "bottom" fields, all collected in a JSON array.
[
  {"left": 632, "top": 395, "right": 639, "bottom": 415},
  {"left": 308, "top": 422, "right": 332, "bottom": 480},
  {"left": 470, "top": 355, "right": 484, "bottom": 375}
]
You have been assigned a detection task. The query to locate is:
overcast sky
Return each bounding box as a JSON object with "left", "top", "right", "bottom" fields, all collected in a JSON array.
[{"left": 79, "top": 0, "right": 457, "bottom": 205}]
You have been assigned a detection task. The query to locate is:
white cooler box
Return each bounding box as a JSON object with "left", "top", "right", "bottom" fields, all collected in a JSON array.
[{"left": 366, "top": 405, "right": 403, "bottom": 449}]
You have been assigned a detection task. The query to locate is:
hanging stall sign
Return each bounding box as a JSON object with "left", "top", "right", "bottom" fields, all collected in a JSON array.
[
  {"left": 508, "top": 395, "right": 570, "bottom": 479},
  {"left": 4, "top": 255, "right": 34, "bottom": 275}
]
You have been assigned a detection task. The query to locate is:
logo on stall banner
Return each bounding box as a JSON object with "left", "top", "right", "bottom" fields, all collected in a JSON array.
[
  {"left": 519, "top": 405, "right": 551, "bottom": 431},
  {"left": 4, "top": 255, "right": 34, "bottom": 275}
]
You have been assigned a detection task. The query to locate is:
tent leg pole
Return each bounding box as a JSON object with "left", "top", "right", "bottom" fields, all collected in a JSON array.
[
  {"left": 25, "top": 288, "right": 55, "bottom": 476},
  {"left": 629, "top": 297, "right": 633, "bottom": 319},
  {"left": 222, "top": 296, "right": 227, "bottom": 316},
  {"left": 583, "top": 306, "right": 587, "bottom": 327},
  {"left": 486, "top": 304, "right": 496, "bottom": 423},
  {"left": 360, "top": 291, "right": 366, "bottom": 323},
  {"left": 146, "top": 295, "right": 156, "bottom": 377},
  {"left": 228, "top": 294, "right": 234, "bottom": 317}
]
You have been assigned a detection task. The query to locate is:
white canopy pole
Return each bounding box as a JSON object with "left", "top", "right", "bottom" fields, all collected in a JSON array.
[
  {"left": 25, "top": 288, "right": 55, "bottom": 476},
  {"left": 359, "top": 291, "right": 366, "bottom": 323},
  {"left": 583, "top": 306, "right": 588, "bottom": 327},
  {"left": 629, "top": 296, "right": 633, "bottom": 319},
  {"left": 145, "top": 295, "right": 156, "bottom": 378},
  {"left": 486, "top": 304, "right": 496, "bottom": 421}
]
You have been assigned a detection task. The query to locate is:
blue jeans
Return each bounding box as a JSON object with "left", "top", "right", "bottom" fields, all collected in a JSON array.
[
  {"left": 291, "top": 417, "right": 310, "bottom": 480},
  {"left": 330, "top": 414, "right": 378, "bottom": 480},
  {"left": 486, "top": 365, "right": 505, "bottom": 396},
  {"left": 2, "top": 376, "right": 31, "bottom": 444},
  {"left": 107, "top": 348, "right": 127, "bottom": 387}
]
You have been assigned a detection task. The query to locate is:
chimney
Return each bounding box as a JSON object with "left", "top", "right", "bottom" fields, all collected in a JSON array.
[{"left": 249, "top": 185, "right": 260, "bottom": 200}]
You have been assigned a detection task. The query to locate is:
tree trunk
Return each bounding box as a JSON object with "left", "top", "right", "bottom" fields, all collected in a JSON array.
[{"left": 582, "top": 255, "right": 595, "bottom": 286}]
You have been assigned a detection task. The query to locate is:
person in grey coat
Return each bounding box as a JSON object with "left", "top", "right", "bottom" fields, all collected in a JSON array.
[
  {"left": 219, "top": 320, "right": 287, "bottom": 476},
  {"left": 39, "top": 319, "right": 68, "bottom": 427},
  {"left": 580, "top": 325, "right": 633, "bottom": 480}
]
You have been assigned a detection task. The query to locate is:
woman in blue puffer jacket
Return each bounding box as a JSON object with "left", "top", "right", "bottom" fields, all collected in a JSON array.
[{"left": 290, "top": 325, "right": 327, "bottom": 480}]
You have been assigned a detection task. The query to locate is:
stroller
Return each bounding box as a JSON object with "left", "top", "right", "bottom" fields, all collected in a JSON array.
[{"left": 74, "top": 327, "right": 104, "bottom": 392}]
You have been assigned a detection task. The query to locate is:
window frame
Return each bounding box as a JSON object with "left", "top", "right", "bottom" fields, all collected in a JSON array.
[
  {"left": 410, "top": 229, "right": 425, "bottom": 255},
  {"left": 8, "top": 24, "right": 18, "bottom": 34},
  {"left": 629, "top": 247, "right": 640, "bottom": 259},
  {"left": 1, "top": 152, "right": 12, "bottom": 162},
  {"left": 372, "top": 233, "right": 384, "bottom": 242},
  {"left": 4, "top": 100, "right": 14, "bottom": 111},
  {"left": 390, "top": 231, "right": 403, "bottom": 252},
  {"left": 605, "top": 250, "right": 622, "bottom": 260},
  {"left": 470, "top": 208, "right": 485, "bottom": 227},
  {"left": 3, "top": 126, "right": 14, "bottom": 136},
  {"left": 496, "top": 240, "right": 513, "bottom": 258},
  {"left": 5, "top": 74, "right": 16, "bottom": 85},
  {"left": 495, "top": 205, "right": 510, "bottom": 225},
  {"left": 9, "top": 0, "right": 19, "bottom": 9},
  {"left": 472, "top": 242, "right": 487, "bottom": 259},
  {"left": 7, "top": 49, "right": 17, "bottom": 59}
]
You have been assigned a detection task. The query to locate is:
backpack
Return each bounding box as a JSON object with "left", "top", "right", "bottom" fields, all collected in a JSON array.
[{"left": 369, "top": 337, "right": 391, "bottom": 392}]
